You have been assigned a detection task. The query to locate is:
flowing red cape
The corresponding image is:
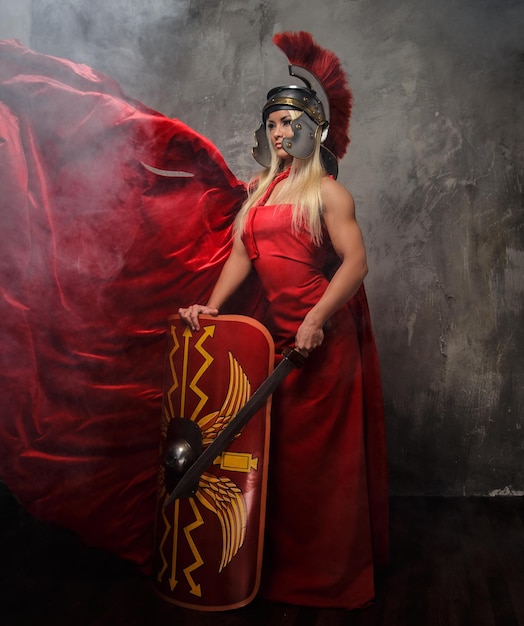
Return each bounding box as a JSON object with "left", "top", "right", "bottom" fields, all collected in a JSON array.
[
  {"left": 0, "top": 40, "right": 387, "bottom": 573},
  {"left": 0, "top": 39, "right": 250, "bottom": 570}
]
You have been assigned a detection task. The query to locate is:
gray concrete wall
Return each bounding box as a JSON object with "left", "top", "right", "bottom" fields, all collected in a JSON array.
[
  {"left": 1, "top": 0, "right": 522, "bottom": 496},
  {"left": 0, "top": 0, "right": 31, "bottom": 42}
]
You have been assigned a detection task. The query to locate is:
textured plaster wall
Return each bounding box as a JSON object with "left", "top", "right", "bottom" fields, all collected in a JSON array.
[{"left": 1, "top": 0, "right": 522, "bottom": 495}]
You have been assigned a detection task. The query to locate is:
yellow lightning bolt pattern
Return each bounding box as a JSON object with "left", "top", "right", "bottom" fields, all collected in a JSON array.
[
  {"left": 166, "top": 324, "right": 180, "bottom": 419},
  {"left": 157, "top": 493, "right": 173, "bottom": 583},
  {"left": 168, "top": 498, "right": 180, "bottom": 591},
  {"left": 180, "top": 327, "right": 192, "bottom": 418},
  {"left": 188, "top": 325, "right": 216, "bottom": 421},
  {"left": 183, "top": 497, "right": 205, "bottom": 597}
]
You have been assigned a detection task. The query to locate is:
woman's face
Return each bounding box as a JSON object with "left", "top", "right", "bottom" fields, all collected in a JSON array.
[{"left": 267, "top": 109, "right": 295, "bottom": 164}]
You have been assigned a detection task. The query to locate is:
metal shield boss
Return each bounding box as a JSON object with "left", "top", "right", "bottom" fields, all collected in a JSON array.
[{"left": 153, "top": 314, "right": 274, "bottom": 610}]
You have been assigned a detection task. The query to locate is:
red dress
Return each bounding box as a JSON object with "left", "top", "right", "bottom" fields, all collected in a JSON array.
[{"left": 242, "top": 170, "right": 388, "bottom": 609}]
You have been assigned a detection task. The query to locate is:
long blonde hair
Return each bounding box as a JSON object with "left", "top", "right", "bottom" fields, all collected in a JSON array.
[{"left": 234, "top": 110, "right": 326, "bottom": 245}]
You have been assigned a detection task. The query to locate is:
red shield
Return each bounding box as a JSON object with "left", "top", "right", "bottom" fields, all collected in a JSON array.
[{"left": 153, "top": 314, "right": 274, "bottom": 610}]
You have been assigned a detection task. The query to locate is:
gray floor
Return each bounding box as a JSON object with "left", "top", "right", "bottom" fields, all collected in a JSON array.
[{"left": 1, "top": 483, "right": 523, "bottom": 625}]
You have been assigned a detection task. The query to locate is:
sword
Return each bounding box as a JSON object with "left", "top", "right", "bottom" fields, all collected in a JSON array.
[{"left": 164, "top": 347, "right": 305, "bottom": 507}]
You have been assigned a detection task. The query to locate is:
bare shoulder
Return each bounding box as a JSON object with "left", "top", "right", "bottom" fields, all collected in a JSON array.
[{"left": 321, "top": 176, "right": 355, "bottom": 218}]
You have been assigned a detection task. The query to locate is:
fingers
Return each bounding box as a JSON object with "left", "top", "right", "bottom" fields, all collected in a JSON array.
[
  {"left": 294, "top": 342, "right": 319, "bottom": 355},
  {"left": 295, "top": 328, "right": 324, "bottom": 354},
  {"left": 178, "top": 304, "right": 203, "bottom": 331},
  {"left": 178, "top": 305, "right": 219, "bottom": 331}
]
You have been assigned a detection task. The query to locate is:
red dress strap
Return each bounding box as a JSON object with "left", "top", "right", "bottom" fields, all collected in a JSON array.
[{"left": 257, "top": 168, "right": 291, "bottom": 206}]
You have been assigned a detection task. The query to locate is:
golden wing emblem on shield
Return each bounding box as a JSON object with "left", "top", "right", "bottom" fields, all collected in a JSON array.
[{"left": 196, "top": 474, "right": 247, "bottom": 571}]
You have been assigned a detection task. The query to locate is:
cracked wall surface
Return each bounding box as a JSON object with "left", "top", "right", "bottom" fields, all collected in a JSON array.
[{"left": 1, "top": 0, "right": 522, "bottom": 495}]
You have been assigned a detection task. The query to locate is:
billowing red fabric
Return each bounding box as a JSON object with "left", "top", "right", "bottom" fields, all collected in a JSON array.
[
  {"left": 0, "top": 40, "right": 248, "bottom": 570},
  {"left": 242, "top": 170, "right": 388, "bottom": 609}
]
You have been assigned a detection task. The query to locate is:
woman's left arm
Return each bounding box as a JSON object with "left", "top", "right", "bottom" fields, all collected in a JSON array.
[{"left": 295, "top": 177, "right": 368, "bottom": 352}]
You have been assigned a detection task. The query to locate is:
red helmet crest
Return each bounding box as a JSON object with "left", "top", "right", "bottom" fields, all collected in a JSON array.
[{"left": 272, "top": 31, "right": 353, "bottom": 160}]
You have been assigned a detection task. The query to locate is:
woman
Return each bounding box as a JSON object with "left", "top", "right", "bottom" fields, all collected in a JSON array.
[
  {"left": 180, "top": 108, "right": 367, "bottom": 355},
  {"left": 179, "top": 32, "right": 388, "bottom": 610}
]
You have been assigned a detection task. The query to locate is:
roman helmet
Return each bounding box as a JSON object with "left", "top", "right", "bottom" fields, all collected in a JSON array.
[{"left": 252, "top": 32, "right": 353, "bottom": 179}]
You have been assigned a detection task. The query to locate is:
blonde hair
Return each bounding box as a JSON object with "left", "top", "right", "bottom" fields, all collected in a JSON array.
[{"left": 235, "top": 110, "right": 326, "bottom": 245}]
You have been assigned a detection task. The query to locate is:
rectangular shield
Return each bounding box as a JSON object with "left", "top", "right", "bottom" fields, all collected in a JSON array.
[{"left": 153, "top": 314, "right": 274, "bottom": 610}]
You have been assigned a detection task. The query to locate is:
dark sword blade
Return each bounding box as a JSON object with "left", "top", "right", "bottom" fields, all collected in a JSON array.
[{"left": 164, "top": 348, "right": 305, "bottom": 506}]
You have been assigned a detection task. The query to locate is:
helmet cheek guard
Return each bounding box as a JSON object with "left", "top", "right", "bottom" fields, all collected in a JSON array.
[
  {"left": 252, "top": 122, "right": 271, "bottom": 168},
  {"left": 284, "top": 117, "right": 338, "bottom": 178},
  {"left": 282, "top": 115, "right": 322, "bottom": 160}
]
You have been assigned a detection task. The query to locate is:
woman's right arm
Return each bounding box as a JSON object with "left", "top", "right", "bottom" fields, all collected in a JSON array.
[{"left": 178, "top": 235, "right": 253, "bottom": 331}]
